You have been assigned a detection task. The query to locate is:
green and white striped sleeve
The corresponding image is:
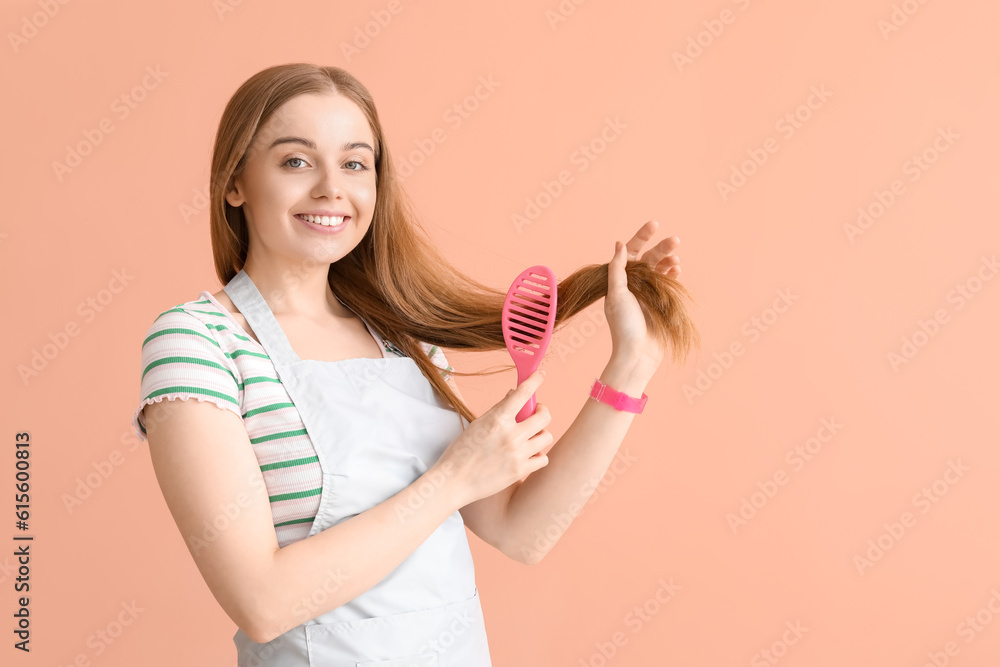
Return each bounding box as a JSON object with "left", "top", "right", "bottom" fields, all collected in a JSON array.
[
  {"left": 131, "top": 308, "right": 243, "bottom": 441},
  {"left": 420, "top": 342, "right": 460, "bottom": 398}
]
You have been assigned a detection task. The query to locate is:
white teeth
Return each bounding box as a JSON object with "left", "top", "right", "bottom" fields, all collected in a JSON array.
[{"left": 300, "top": 214, "right": 345, "bottom": 226}]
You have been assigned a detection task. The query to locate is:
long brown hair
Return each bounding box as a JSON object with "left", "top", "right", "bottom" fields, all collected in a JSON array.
[{"left": 209, "top": 63, "right": 701, "bottom": 427}]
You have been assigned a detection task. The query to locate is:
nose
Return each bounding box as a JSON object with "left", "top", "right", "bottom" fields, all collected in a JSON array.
[{"left": 312, "top": 166, "right": 345, "bottom": 199}]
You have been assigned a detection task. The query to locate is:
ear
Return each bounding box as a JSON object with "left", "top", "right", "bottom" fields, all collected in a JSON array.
[{"left": 224, "top": 175, "right": 244, "bottom": 208}]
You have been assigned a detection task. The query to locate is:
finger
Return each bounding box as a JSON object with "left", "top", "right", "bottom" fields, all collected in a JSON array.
[
  {"left": 654, "top": 254, "right": 681, "bottom": 275},
  {"left": 526, "top": 452, "right": 549, "bottom": 474},
  {"left": 507, "top": 370, "right": 546, "bottom": 419},
  {"left": 625, "top": 220, "right": 659, "bottom": 260},
  {"left": 520, "top": 401, "right": 552, "bottom": 430},
  {"left": 523, "top": 419, "right": 553, "bottom": 447},
  {"left": 639, "top": 235, "right": 680, "bottom": 268},
  {"left": 525, "top": 428, "right": 554, "bottom": 456},
  {"left": 608, "top": 240, "right": 627, "bottom": 294},
  {"left": 510, "top": 368, "right": 546, "bottom": 401}
]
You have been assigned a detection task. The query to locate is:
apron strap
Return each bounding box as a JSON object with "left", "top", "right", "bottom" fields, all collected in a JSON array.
[{"left": 223, "top": 269, "right": 299, "bottom": 365}]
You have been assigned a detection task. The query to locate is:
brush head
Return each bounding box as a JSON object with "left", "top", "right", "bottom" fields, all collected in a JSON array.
[{"left": 501, "top": 265, "right": 557, "bottom": 377}]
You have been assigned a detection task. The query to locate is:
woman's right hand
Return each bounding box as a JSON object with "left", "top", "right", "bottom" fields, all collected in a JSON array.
[{"left": 434, "top": 369, "right": 552, "bottom": 508}]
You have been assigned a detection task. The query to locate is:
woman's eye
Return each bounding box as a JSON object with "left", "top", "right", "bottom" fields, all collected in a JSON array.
[{"left": 283, "top": 157, "right": 368, "bottom": 171}]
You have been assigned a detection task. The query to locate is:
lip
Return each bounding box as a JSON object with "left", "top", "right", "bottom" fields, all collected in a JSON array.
[
  {"left": 297, "top": 210, "right": 350, "bottom": 217},
  {"left": 295, "top": 213, "right": 350, "bottom": 234}
]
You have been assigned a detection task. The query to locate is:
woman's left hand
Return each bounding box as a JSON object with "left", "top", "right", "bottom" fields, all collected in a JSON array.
[{"left": 605, "top": 220, "right": 681, "bottom": 366}]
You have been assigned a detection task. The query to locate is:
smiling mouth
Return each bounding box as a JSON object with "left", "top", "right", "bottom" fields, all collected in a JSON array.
[{"left": 295, "top": 213, "right": 349, "bottom": 227}]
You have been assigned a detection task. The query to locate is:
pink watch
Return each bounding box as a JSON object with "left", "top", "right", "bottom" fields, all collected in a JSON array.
[{"left": 589, "top": 379, "right": 648, "bottom": 414}]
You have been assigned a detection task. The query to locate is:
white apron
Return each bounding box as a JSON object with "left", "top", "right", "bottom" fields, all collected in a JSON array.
[{"left": 223, "top": 269, "right": 492, "bottom": 666}]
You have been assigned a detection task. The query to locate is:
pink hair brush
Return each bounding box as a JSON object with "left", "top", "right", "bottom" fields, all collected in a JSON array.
[{"left": 501, "top": 265, "right": 558, "bottom": 422}]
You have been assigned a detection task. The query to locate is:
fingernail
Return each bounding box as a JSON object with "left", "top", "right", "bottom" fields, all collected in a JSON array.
[{"left": 541, "top": 369, "right": 547, "bottom": 377}]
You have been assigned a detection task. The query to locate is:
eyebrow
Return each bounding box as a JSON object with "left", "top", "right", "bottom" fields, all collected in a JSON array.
[{"left": 267, "top": 136, "right": 375, "bottom": 155}]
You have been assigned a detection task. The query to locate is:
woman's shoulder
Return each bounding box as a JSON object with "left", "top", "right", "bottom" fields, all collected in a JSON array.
[
  {"left": 140, "top": 291, "right": 263, "bottom": 357},
  {"left": 145, "top": 292, "right": 220, "bottom": 322},
  {"left": 140, "top": 294, "right": 211, "bottom": 337}
]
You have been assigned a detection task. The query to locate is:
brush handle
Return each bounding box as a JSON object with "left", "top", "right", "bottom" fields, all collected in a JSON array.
[{"left": 516, "top": 394, "right": 536, "bottom": 423}]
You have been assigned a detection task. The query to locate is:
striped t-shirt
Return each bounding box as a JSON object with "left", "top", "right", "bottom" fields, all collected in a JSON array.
[{"left": 131, "top": 291, "right": 459, "bottom": 549}]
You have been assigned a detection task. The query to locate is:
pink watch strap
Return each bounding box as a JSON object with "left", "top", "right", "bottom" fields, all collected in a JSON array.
[{"left": 589, "top": 379, "right": 648, "bottom": 414}]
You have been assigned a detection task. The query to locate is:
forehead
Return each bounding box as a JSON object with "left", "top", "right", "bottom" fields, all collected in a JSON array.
[{"left": 258, "top": 92, "right": 374, "bottom": 148}]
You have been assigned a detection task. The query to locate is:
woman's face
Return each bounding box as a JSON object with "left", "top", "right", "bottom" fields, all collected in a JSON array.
[{"left": 225, "top": 91, "right": 377, "bottom": 270}]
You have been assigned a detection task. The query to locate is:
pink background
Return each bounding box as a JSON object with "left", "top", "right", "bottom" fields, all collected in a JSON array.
[{"left": 3, "top": 0, "right": 1000, "bottom": 665}]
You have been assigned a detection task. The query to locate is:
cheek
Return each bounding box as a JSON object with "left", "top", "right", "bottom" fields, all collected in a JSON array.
[
  {"left": 253, "top": 174, "right": 300, "bottom": 211},
  {"left": 358, "top": 181, "right": 377, "bottom": 211}
]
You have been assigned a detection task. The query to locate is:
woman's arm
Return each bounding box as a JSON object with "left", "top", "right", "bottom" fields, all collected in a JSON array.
[
  {"left": 499, "top": 225, "right": 680, "bottom": 564},
  {"left": 144, "top": 398, "right": 466, "bottom": 645},
  {"left": 466, "top": 224, "right": 683, "bottom": 564},
  {"left": 501, "top": 351, "right": 658, "bottom": 565}
]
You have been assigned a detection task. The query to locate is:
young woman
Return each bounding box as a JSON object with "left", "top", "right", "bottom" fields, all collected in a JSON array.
[{"left": 131, "top": 63, "right": 698, "bottom": 665}]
